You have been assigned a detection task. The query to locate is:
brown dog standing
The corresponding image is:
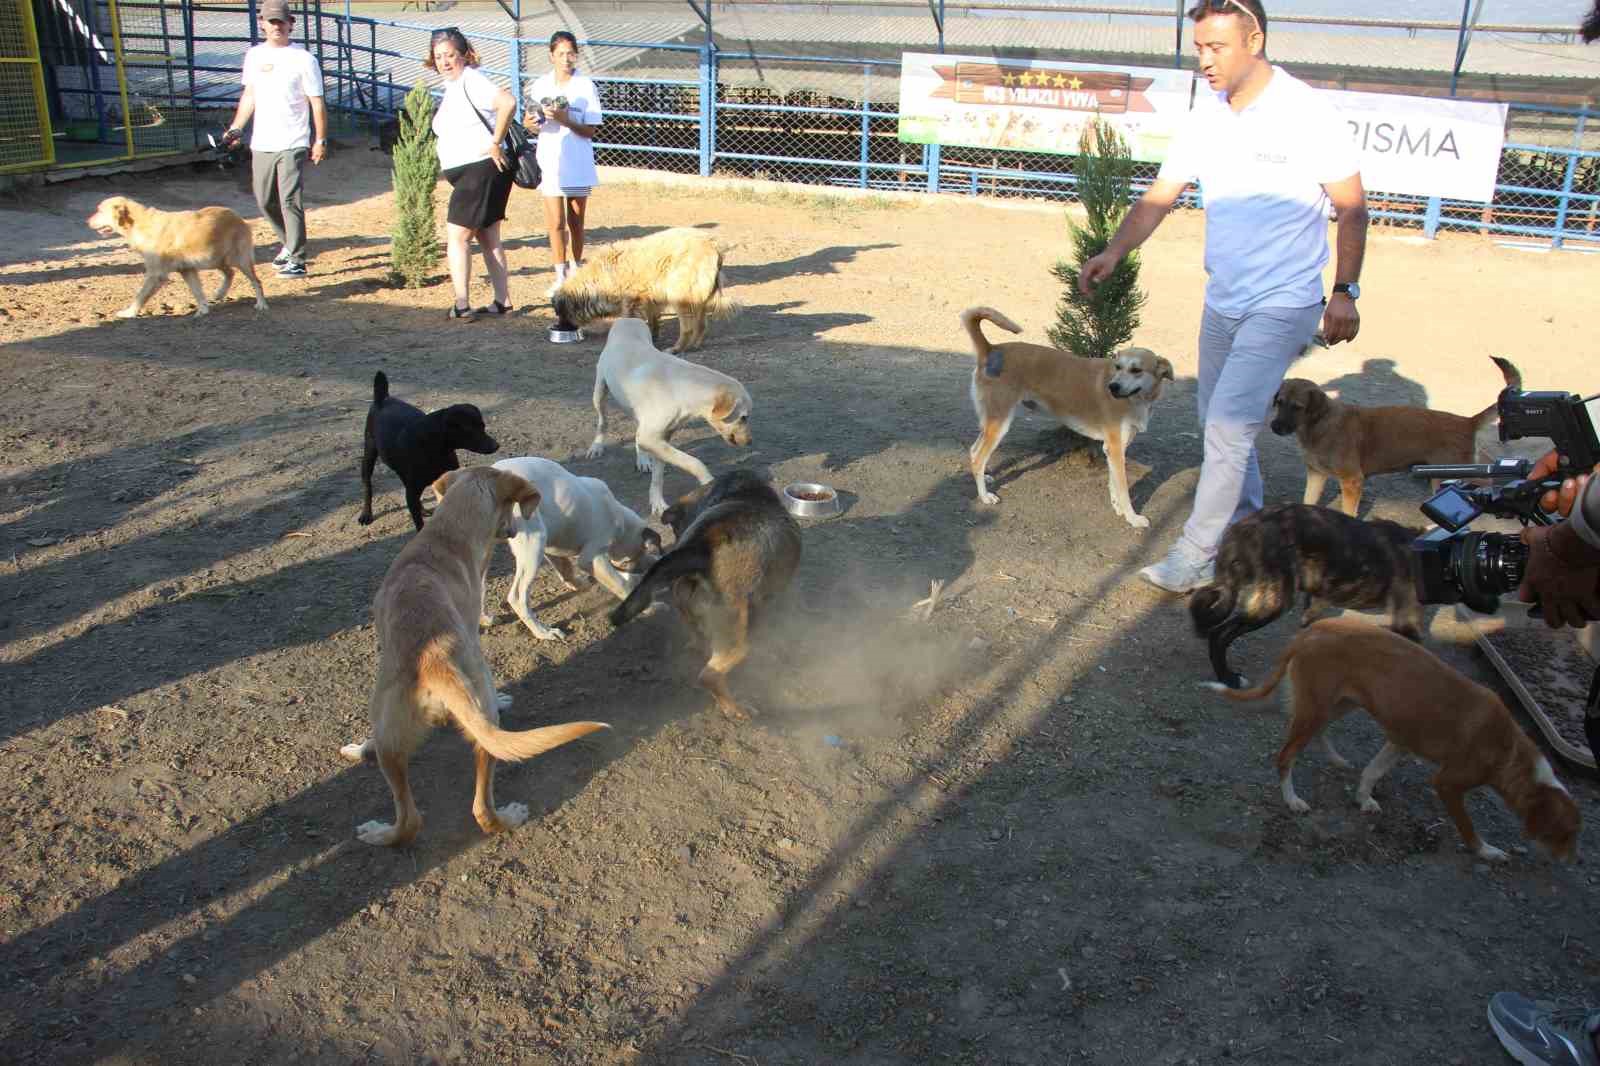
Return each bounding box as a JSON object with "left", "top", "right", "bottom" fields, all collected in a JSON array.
[
  {"left": 87, "top": 195, "right": 268, "bottom": 318},
  {"left": 1270, "top": 356, "right": 1521, "bottom": 515},
  {"left": 1208, "top": 618, "right": 1579, "bottom": 863},
  {"left": 340, "top": 466, "right": 607, "bottom": 847},
  {"left": 961, "top": 306, "right": 1173, "bottom": 527}
]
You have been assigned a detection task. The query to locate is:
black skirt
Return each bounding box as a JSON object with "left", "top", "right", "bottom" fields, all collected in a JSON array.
[{"left": 442, "top": 157, "right": 514, "bottom": 230}]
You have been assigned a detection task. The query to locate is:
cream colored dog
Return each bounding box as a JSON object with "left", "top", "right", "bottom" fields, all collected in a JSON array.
[
  {"left": 586, "top": 317, "right": 754, "bottom": 516},
  {"left": 339, "top": 465, "right": 608, "bottom": 847},
  {"left": 961, "top": 306, "right": 1174, "bottom": 527},
  {"left": 86, "top": 195, "right": 267, "bottom": 318},
  {"left": 553, "top": 227, "right": 734, "bottom": 353}
]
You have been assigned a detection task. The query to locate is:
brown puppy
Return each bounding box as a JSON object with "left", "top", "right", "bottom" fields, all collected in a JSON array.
[
  {"left": 1208, "top": 618, "right": 1579, "bottom": 863},
  {"left": 1269, "top": 356, "right": 1521, "bottom": 515},
  {"left": 86, "top": 195, "right": 268, "bottom": 318},
  {"left": 1190, "top": 503, "right": 1424, "bottom": 688},
  {"left": 553, "top": 227, "right": 735, "bottom": 353},
  {"left": 961, "top": 306, "right": 1174, "bottom": 527},
  {"left": 609, "top": 470, "right": 800, "bottom": 719},
  {"left": 340, "top": 466, "right": 608, "bottom": 847}
]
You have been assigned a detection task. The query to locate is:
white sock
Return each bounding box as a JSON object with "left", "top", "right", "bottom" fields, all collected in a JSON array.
[{"left": 553, "top": 262, "right": 568, "bottom": 283}]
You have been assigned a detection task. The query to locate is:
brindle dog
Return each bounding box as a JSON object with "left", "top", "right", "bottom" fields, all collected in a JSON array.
[
  {"left": 610, "top": 471, "right": 801, "bottom": 719},
  {"left": 1190, "top": 503, "right": 1425, "bottom": 688}
]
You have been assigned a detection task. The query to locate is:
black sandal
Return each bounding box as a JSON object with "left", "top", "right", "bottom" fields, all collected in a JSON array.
[
  {"left": 475, "top": 299, "right": 513, "bottom": 316},
  {"left": 448, "top": 302, "right": 476, "bottom": 322}
]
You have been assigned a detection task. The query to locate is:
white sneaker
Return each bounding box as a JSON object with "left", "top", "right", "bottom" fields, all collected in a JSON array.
[{"left": 1139, "top": 546, "right": 1215, "bottom": 593}]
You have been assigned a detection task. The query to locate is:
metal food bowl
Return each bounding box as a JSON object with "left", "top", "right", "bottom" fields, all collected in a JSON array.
[
  {"left": 782, "top": 482, "right": 842, "bottom": 519},
  {"left": 547, "top": 317, "right": 585, "bottom": 344}
]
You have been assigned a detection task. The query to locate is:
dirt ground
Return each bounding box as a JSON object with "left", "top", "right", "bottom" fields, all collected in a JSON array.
[{"left": 3, "top": 144, "right": 1600, "bottom": 1066}]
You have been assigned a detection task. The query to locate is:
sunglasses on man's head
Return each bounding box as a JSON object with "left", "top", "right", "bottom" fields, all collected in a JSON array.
[{"left": 1201, "top": 0, "right": 1262, "bottom": 34}]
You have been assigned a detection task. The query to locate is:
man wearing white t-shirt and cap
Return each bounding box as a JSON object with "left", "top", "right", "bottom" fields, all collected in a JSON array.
[
  {"left": 1080, "top": 0, "right": 1368, "bottom": 592},
  {"left": 224, "top": 0, "right": 327, "bottom": 278}
]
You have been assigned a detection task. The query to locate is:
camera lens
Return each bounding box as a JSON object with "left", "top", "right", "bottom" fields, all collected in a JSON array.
[{"left": 1452, "top": 530, "right": 1528, "bottom": 607}]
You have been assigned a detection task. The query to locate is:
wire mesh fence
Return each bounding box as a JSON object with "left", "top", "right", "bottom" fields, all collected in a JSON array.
[{"left": 14, "top": 0, "right": 1600, "bottom": 246}]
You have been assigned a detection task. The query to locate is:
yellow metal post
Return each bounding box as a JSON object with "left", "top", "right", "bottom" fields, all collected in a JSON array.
[
  {"left": 108, "top": 0, "right": 136, "bottom": 158},
  {"left": 0, "top": 0, "right": 57, "bottom": 171}
]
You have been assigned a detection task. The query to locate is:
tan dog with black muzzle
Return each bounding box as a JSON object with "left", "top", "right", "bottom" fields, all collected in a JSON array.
[
  {"left": 339, "top": 466, "right": 608, "bottom": 847},
  {"left": 1269, "top": 355, "right": 1521, "bottom": 516}
]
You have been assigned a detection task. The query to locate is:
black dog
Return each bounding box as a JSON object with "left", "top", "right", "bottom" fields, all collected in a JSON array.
[
  {"left": 358, "top": 371, "right": 499, "bottom": 530},
  {"left": 1190, "top": 503, "right": 1425, "bottom": 688},
  {"left": 611, "top": 471, "right": 800, "bottom": 720}
]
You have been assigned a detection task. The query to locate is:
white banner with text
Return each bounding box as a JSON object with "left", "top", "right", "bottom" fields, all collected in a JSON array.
[{"left": 1322, "top": 89, "right": 1508, "bottom": 203}]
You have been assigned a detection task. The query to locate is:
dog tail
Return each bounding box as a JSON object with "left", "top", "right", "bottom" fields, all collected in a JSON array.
[
  {"left": 1200, "top": 644, "right": 1295, "bottom": 705},
  {"left": 1474, "top": 356, "right": 1522, "bottom": 430},
  {"left": 373, "top": 371, "right": 389, "bottom": 404},
  {"left": 609, "top": 541, "right": 713, "bottom": 627},
  {"left": 959, "top": 306, "right": 1023, "bottom": 364},
  {"left": 421, "top": 643, "right": 609, "bottom": 761},
  {"left": 1189, "top": 583, "right": 1236, "bottom": 636}
]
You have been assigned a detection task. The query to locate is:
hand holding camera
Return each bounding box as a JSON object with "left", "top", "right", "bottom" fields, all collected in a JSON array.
[{"left": 1517, "top": 452, "right": 1600, "bottom": 629}]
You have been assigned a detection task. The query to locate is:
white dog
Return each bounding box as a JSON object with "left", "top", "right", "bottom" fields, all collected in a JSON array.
[
  {"left": 487, "top": 456, "right": 661, "bottom": 639},
  {"left": 585, "top": 317, "right": 754, "bottom": 516}
]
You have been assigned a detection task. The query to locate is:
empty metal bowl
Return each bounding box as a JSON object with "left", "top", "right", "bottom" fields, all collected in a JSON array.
[{"left": 782, "top": 482, "right": 841, "bottom": 519}]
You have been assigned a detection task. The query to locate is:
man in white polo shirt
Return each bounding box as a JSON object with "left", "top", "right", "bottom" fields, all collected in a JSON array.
[
  {"left": 224, "top": 0, "right": 327, "bottom": 278},
  {"left": 1081, "top": 0, "right": 1367, "bottom": 592}
]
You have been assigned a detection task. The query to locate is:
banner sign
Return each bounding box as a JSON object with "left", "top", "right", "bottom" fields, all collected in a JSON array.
[
  {"left": 896, "top": 52, "right": 1195, "bottom": 163},
  {"left": 1322, "top": 89, "right": 1508, "bottom": 203},
  {"left": 899, "top": 53, "right": 1509, "bottom": 203}
]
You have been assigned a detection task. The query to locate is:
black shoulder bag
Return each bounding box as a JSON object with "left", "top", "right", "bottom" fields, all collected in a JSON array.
[{"left": 464, "top": 79, "right": 540, "bottom": 190}]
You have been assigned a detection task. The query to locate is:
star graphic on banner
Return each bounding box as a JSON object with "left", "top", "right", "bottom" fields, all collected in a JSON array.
[
  {"left": 1051, "top": 73, "right": 1068, "bottom": 88},
  {"left": 1014, "top": 71, "right": 1029, "bottom": 87},
  {"left": 1002, "top": 72, "right": 1017, "bottom": 85},
  {"left": 1067, "top": 76, "right": 1083, "bottom": 90}
]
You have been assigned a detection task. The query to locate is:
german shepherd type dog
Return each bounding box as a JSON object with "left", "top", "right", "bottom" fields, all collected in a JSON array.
[
  {"left": 1190, "top": 503, "right": 1425, "bottom": 689},
  {"left": 610, "top": 471, "right": 801, "bottom": 719}
]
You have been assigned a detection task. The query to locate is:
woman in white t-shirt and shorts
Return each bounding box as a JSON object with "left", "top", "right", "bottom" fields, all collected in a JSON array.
[
  {"left": 525, "top": 31, "right": 603, "bottom": 296},
  {"left": 426, "top": 28, "right": 516, "bottom": 321}
]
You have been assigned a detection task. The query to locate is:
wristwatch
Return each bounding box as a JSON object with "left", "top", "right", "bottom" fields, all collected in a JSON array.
[
  {"left": 315, "top": 138, "right": 328, "bottom": 146},
  {"left": 1333, "top": 282, "right": 1360, "bottom": 300}
]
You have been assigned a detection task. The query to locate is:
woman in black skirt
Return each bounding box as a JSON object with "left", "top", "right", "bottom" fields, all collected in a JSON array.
[{"left": 426, "top": 28, "right": 516, "bottom": 321}]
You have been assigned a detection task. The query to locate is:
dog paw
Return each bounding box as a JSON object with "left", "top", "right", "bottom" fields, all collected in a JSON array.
[
  {"left": 193, "top": 305, "right": 210, "bottom": 317},
  {"left": 115, "top": 306, "right": 139, "bottom": 319},
  {"left": 495, "top": 691, "right": 513, "bottom": 711},
  {"left": 1476, "top": 843, "right": 1509, "bottom": 863},
  {"left": 636, "top": 454, "right": 654, "bottom": 474},
  {"left": 716, "top": 700, "right": 753, "bottom": 722},
  {"left": 585, "top": 442, "right": 605, "bottom": 460},
  {"left": 978, "top": 491, "right": 1000, "bottom": 506},
  {"left": 1358, "top": 797, "right": 1381, "bottom": 815},
  {"left": 339, "top": 740, "right": 373, "bottom": 763},
  {"left": 479, "top": 613, "right": 496, "bottom": 628},
  {"left": 356, "top": 511, "right": 374, "bottom": 526},
  {"left": 519, "top": 617, "right": 564, "bottom": 641},
  {"left": 355, "top": 820, "right": 401, "bottom": 846},
  {"left": 1286, "top": 796, "right": 1311, "bottom": 814},
  {"left": 1124, "top": 512, "right": 1151, "bottom": 530}
]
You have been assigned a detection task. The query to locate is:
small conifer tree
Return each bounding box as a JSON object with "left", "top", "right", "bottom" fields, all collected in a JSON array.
[
  {"left": 1048, "top": 117, "right": 1147, "bottom": 358},
  {"left": 390, "top": 81, "right": 441, "bottom": 288}
]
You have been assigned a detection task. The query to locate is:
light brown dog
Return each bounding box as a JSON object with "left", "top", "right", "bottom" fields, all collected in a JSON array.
[
  {"left": 339, "top": 466, "right": 608, "bottom": 847},
  {"left": 1207, "top": 617, "right": 1579, "bottom": 863},
  {"left": 1269, "top": 356, "right": 1521, "bottom": 515},
  {"left": 961, "top": 306, "right": 1174, "bottom": 527},
  {"left": 86, "top": 195, "right": 268, "bottom": 318},
  {"left": 552, "top": 227, "right": 734, "bottom": 353}
]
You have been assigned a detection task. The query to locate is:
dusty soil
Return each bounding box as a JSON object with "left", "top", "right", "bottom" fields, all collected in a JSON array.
[{"left": 4, "top": 145, "right": 1600, "bottom": 1066}]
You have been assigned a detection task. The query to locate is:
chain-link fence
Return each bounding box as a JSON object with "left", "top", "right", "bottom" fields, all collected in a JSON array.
[{"left": 18, "top": 0, "right": 1600, "bottom": 246}]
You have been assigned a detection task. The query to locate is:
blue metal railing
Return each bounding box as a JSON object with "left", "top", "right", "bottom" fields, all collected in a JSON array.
[{"left": 171, "top": 10, "right": 1600, "bottom": 248}]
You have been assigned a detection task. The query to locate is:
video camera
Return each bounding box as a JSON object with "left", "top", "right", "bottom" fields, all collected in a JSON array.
[{"left": 1409, "top": 386, "right": 1600, "bottom": 613}]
